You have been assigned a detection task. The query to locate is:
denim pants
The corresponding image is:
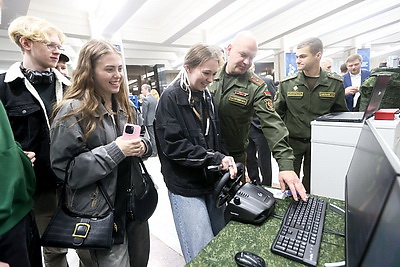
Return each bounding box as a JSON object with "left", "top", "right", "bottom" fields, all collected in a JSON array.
[{"left": 168, "top": 191, "right": 226, "bottom": 263}]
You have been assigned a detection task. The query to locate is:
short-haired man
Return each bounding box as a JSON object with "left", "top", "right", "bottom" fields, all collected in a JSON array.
[
  {"left": 343, "top": 54, "right": 371, "bottom": 111},
  {"left": 320, "top": 57, "right": 333, "bottom": 72},
  {"left": 0, "top": 16, "right": 73, "bottom": 266},
  {"left": 209, "top": 31, "right": 307, "bottom": 201},
  {"left": 340, "top": 63, "right": 348, "bottom": 76},
  {"left": 274, "top": 37, "right": 348, "bottom": 192},
  {"left": 141, "top": 84, "right": 158, "bottom": 156}
]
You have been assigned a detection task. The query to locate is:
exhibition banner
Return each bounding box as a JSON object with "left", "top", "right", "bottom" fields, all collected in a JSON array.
[
  {"left": 357, "top": 48, "right": 370, "bottom": 71},
  {"left": 285, "top": 52, "right": 297, "bottom": 76}
]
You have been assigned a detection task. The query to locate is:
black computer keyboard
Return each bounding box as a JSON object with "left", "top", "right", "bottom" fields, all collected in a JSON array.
[{"left": 271, "top": 196, "right": 327, "bottom": 266}]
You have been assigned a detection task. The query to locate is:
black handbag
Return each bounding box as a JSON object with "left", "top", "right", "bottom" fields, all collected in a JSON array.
[
  {"left": 41, "top": 160, "right": 114, "bottom": 249},
  {"left": 127, "top": 157, "right": 158, "bottom": 222}
]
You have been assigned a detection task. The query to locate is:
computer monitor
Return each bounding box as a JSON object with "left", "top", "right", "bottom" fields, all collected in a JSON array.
[
  {"left": 361, "top": 176, "right": 400, "bottom": 266},
  {"left": 345, "top": 120, "right": 400, "bottom": 267}
]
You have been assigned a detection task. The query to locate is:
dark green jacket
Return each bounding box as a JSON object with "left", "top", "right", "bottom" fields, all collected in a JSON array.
[
  {"left": 275, "top": 70, "right": 348, "bottom": 139},
  {"left": 209, "top": 64, "right": 294, "bottom": 171},
  {"left": 359, "top": 67, "right": 400, "bottom": 111},
  {"left": 0, "top": 101, "right": 36, "bottom": 235}
]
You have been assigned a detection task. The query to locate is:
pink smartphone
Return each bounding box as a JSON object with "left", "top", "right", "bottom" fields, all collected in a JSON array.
[{"left": 122, "top": 124, "right": 141, "bottom": 140}]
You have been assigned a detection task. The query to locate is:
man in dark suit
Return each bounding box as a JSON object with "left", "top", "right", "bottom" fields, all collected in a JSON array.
[
  {"left": 141, "top": 84, "right": 158, "bottom": 156},
  {"left": 343, "top": 54, "right": 370, "bottom": 111}
]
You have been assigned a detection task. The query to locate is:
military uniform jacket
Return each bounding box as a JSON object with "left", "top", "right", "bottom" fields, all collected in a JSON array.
[
  {"left": 209, "top": 64, "right": 294, "bottom": 171},
  {"left": 274, "top": 70, "right": 348, "bottom": 140}
]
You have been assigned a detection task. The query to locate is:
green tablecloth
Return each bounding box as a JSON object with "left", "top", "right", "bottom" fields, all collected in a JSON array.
[{"left": 187, "top": 195, "right": 345, "bottom": 267}]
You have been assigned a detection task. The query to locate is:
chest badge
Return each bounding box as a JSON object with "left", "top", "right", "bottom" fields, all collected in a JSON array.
[
  {"left": 234, "top": 91, "right": 248, "bottom": 97},
  {"left": 293, "top": 85, "right": 298, "bottom": 91}
]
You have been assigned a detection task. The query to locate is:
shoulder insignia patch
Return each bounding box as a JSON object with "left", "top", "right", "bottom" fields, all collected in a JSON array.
[
  {"left": 264, "top": 99, "right": 275, "bottom": 112},
  {"left": 280, "top": 72, "right": 299, "bottom": 82},
  {"left": 327, "top": 72, "right": 343, "bottom": 82},
  {"left": 249, "top": 74, "right": 265, "bottom": 86}
]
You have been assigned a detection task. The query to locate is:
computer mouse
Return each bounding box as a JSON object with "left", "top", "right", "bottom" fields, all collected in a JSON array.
[{"left": 234, "top": 251, "right": 266, "bottom": 267}]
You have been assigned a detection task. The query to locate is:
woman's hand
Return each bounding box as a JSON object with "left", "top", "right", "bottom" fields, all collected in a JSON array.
[
  {"left": 24, "top": 151, "right": 36, "bottom": 166},
  {"left": 115, "top": 137, "right": 146, "bottom": 157},
  {"left": 220, "top": 156, "right": 237, "bottom": 179}
]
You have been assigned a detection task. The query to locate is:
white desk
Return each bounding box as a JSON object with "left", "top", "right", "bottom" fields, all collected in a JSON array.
[{"left": 310, "top": 117, "right": 400, "bottom": 200}]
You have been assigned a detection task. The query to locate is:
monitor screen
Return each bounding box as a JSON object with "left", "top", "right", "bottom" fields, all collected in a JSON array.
[
  {"left": 361, "top": 176, "right": 400, "bottom": 266},
  {"left": 345, "top": 120, "right": 400, "bottom": 267}
]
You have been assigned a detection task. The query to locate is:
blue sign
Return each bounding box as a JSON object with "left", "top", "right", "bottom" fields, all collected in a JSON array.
[
  {"left": 357, "top": 48, "right": 370, "bottom": 71},
  {"left": 285, "top": 52, "right": 298, "bottom": 76},
  {"left": 129, "top": 95, "right": 139, "bottom": 108}
]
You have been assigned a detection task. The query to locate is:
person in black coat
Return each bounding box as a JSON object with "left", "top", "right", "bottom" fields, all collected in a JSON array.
[{"left": 154, "top": 43, "right": 237, "bottom": 263}]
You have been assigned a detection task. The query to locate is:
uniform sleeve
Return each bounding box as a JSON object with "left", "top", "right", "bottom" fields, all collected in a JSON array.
[
  {"left": 50, "top": 103, "right": 126, "bottom": 189},
  {"left": 253, "top": 84, "right": 294, "bottom": 171},
  {"left": 274, "top": 83, "right": 287, "bottom": 119},
  {"left": 155, "top": 90, "right": 225, "bottom": 168},
  {"left": 332, "top": 80, "right": 349, "bottom": 112}
]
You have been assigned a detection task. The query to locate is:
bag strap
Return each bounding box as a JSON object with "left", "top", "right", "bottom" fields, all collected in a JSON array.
[
  {"left": 128, "top": 157, "right": 149, "bottom": 197},
  {"left": 61, "top": 158, "right": 114, "bottom": 211},
  {"left": 138, "top": 157, "right": 150, "bottom": 177}
]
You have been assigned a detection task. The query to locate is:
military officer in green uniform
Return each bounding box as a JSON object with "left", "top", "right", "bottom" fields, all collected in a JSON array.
[
  {"left": 274, "top": 37, "right": 348, "bottom": 192},
  {"left": 209, "top": 31, "right": 307, "bottom": 202}
]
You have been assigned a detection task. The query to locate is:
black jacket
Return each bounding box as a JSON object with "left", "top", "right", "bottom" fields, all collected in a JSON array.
[
  {"left": 0, "top": 63, "right": 71, "bottom": 191},
  {"left": 154, "top": 80, "right": 226, "bottom": 197}
]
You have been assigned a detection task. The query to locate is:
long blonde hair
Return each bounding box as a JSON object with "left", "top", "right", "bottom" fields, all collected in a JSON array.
[
  {"left": 150, "top": 89, "right": 160, "bottom": 100},
  {"left": 52, "top": 39, "right": 134, "bottom": 141}
]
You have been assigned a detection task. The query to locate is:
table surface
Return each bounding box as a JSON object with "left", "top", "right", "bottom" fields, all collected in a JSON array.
[{"left": 187, "top": 195, "right": 345, "bottom": 267}]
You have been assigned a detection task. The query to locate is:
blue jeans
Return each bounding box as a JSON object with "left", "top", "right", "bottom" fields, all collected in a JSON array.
[{"left": 168, "top": 191, "right": 226, "bottom": 263}]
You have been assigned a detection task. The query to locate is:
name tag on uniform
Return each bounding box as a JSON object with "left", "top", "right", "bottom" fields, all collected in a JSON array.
[
  {"left": 228, "top": 95, "right": 248, "bottom": 106},
  {"left": 319, "top": 92, "right": 335, "bottom": 98},
  {"left": 287, "top": 92, "right": 303, "bottom": 97}
]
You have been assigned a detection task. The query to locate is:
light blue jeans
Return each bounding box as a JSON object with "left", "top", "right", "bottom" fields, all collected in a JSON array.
[{"left": 168, "top": 190, "right": 226, "bottom": 263}]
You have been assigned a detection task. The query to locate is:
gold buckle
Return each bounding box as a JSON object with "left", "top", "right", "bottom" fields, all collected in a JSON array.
[{"left": 72, "top": 222, "right": 91, "bottom": 238}]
